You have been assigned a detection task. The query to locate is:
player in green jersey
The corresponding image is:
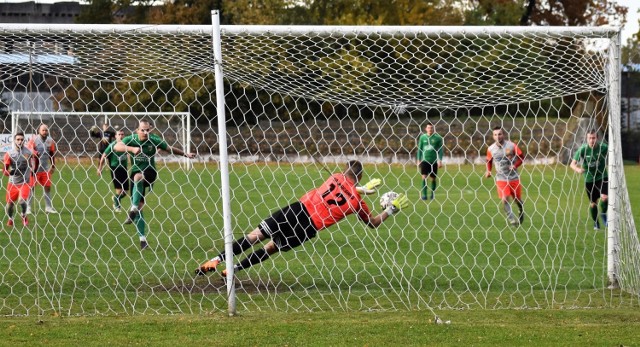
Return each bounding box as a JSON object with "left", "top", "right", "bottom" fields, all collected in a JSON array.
[
  {"left": 97, "top": 129, "right": 129, "bottom": 213},
  {"left": 570, "top": 130, "right": 608, "bottom": 230},
  {"left": 416, "top": 123, "right": 444, "bottom": 200},
  {"left": 114, "top": 120, "right": 196, "bottom": 249}
]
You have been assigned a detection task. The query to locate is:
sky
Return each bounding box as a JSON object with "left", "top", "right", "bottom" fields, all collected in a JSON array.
[
  {"left": 619, "top": 0, "right": 640, "bottom": 43},
  {"left": 2, "top": 0, "right": 639, "bottom": 43}
]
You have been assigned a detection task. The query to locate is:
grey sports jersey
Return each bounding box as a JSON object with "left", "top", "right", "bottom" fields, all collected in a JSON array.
[
  {"left": 4, "top": 146, "right": 34, "bottom": 185},
  {"left": 28, "top": 135, "right": 55, "bottom": 172},
  {"left": 487, "top": 141, "right": 522, "bottom": 181}
]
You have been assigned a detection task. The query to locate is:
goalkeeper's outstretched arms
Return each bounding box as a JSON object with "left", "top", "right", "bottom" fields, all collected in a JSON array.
[
  {"left": 356, "top": 178, "right": 382, "bottom": 195},
  {"left": 362, "top": 193, "right": 410, "bottom": 228}
]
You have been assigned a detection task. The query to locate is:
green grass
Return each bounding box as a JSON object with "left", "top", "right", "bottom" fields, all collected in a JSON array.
[
  {"left": 1, "top": 163, "right": 640, "bottom": 316},
  {"left": 0, "top": 162, "right": 639, "bottom": 345}
]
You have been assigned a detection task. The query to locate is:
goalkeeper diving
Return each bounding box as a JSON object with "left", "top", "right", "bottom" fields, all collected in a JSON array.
[{"left": 196, "top": 160, "right": 409, "bottom": 277}]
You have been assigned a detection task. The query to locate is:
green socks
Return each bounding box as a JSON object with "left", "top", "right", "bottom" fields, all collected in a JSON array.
[
  {"left": 135, "top": 211, "right": 145, "bottom": 237},
  {"left": 132, "top": 180, "right": 144, "bottom": 207}
]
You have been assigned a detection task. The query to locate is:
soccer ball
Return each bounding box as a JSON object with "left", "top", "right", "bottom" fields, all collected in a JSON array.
[{"left": 379, "top": 191, "right": 399, "bottom": 210}]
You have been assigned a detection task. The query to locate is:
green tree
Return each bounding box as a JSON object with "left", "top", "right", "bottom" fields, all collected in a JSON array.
[
  {"left": 76, "top": 0, "right": 155, "bottom": 24},
  {"left": 148, "top": 0, "right": 227, "bottom": 24}
]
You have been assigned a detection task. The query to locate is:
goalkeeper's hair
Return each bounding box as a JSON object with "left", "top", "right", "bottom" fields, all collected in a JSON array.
[
  {"left": 344, "top": 160, "right": 363, "bottom": 181},
  {"left": 14, "top": 131, "right": 24, "bottom": 138}
]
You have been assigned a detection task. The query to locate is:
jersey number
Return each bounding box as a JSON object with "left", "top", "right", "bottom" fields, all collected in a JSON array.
[{"left": 321, "top": 183, "right": 347, "bottom": 206}]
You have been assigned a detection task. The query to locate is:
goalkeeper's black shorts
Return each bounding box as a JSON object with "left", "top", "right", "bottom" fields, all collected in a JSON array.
[{"left": 258, "top": 201, "right": 317, "bottom": 252}]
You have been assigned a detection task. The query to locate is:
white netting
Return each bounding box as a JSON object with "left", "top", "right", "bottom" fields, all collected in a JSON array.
[{"left": 0, "top": 24, "right": 637, "bottom": 316}]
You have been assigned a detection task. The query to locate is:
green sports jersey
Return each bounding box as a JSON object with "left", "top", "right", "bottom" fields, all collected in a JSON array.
[
  {"left": 121, "top": 133, "right": 169, "bottom": 173},
  {"left": 416, "top": 133, "right": 444, "bottom": 163},
  {"left": 573, "top": 142, "right": 608, "bottom": 183},
  {"left": 103, "top": 141, "right": 128, "bottom": 169}
]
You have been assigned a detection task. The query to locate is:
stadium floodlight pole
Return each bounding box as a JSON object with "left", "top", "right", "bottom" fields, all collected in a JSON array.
[
  {"left": 212, "top": 9, "right": 236, "bottom": 316},
  {"left": 607, "top": 30, "right": 622, "bottom": 289}
]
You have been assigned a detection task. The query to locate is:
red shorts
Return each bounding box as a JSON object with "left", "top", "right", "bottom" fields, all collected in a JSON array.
[
  {"left": 6, "top": 183, "right": 31, "bottom": 203},
  {"left": 32, "top": 171, "right": 53, "bottom": 187},
  {"left": 496, "top": 180, "right": 522, "bottom": 200}
]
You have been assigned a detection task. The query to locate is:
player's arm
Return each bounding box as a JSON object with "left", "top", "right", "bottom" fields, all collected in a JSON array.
[
  {"left": 166, "top": 145, "right": 196, "bottom": 158},
  {"left": 512, "top": 143, "right": 524, "bottom": 169},
  {"left": 416, "top": 135, "right": 423, "bottom": 165},
  {"left": 114, "top": 136, "right": 140, "bottom": 155},
  {"left": 360, "top": 194, "right": 409, "bottom": 228},
  {"left": 3, "top": 153, "right": 12, "bottom": 176},
  {"left": 484, "top": 150, "right": 493, "bottom": 178},
  {"left": 30, "top": 150, "right": 39, "bottom": 173},
  {"left": 570, "top": 148, "right": 584, "bottom": 174},
  {"left": 97, "top": 154, "right": 107, "bottom": 176},
  {"left": 569, "top": 159, "right": 584, "bottom": 174},
  {"left": 97, "top": 143, "right": 113, "bottom": 175},
  {"left": 49, "top": 141, "right": 56, "bottom": 173},
  {"left": 437, "top": 136, "right": 444, "bottom": 167}
]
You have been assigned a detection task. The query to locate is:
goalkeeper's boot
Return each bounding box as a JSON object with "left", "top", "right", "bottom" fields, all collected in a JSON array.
[
  {"left": 221, "top": 267, "right": 237, "bottom": 277},
  {"left": 140, "top": 240, "right": 148, "bottom": 250},
  {"left": 21, "top": 215, "right": 28, "bottom": 226},
  {"left": 430, "top": 192, "right": 435, "bottom": 200},
  {"left": 195, "top": 259, "right": 220, "bottom": 276},
  {"left": 45, "top": 207, "right": 58, "bottom": 214},
  {"left": 7, "top": 219, "right": 13, "bottom": 227},
  {"left": 594, "top": 220, "right": 601, "bottom": 230}
]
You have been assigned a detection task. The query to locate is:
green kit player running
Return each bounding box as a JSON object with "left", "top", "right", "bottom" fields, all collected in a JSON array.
[
  {"left": 570, "top": 130, "right": 608, "bottom": 230},
  {"left": 114, "top": 119, "right": 196, "bottom": 249},
  {"left": 416, "top": 123, "right": 444, "bottom": 200},
  {"left": 97, "top": 129, "right": 129, "bottom": 213}
]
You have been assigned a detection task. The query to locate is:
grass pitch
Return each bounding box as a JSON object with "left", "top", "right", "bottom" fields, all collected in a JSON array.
[
  {"left": 0, "top": 162, "right": 639, "bottom": 317},
  {"left": 0, "top": 163, "right": 639, "bottom": 346}
]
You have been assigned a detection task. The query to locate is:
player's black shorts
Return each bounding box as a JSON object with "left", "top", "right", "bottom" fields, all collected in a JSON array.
[
  {"left": 419, "top": 161, "right": 438, "bottom": 177},
  {"left": 130, "top": 167, "right": 157, "bottom": 195},
  {"left": 258, "top": 201, "right": 317, "bottom": 252},
  {"left": 585, "top": 179, "right": 608, "bottom": 203},
  {"left": 110, "top": 166, "right": 129, "bottom": 191}
]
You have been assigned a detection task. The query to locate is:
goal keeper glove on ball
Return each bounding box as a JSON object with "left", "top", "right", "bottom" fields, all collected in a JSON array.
[
  {"left": 356, "top": 178, "right": 382, "bottom": 195},
  {"left": 385, "top": 193, "right": 409, "bottom": 216}
]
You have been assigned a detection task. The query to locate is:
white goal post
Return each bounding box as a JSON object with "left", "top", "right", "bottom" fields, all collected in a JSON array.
[{"left": 0, "top": 20, "right": 637, "bottom": 317}]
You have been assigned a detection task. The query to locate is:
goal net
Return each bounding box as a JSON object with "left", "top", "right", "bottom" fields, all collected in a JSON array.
[{"left": 0, "top": 23, "right": 637, "bottom": 316}]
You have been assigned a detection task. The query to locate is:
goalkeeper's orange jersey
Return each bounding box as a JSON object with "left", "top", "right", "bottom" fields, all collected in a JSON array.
[{"left": 299, "top": 173, "right": 371, "bottom": 231}]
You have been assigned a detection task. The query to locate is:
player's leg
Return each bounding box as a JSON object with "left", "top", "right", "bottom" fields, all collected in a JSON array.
[
  {"left": 135, "top": 201, "right": 147, "bottom": 249},
  {"left": 513, "top": 180, "right": 524, "bottom": 225},
  {"left": 497, "top": 181, "right": 516, "bottom": 224},
  {"left": 221, "top": 202, "right": 316, "bottom": 276},
  {"left": 111, "top": 167, "right": 125, "bottom": 212},
  {"left": 586, "top": 182, "right": 600, "bottom": 229},
  {"left": 125, "top": 172, "right": 144, "bottom": 224},
  {"left": 196, "top": 227, "right": 267, "bottom": 275},
  {"left": 598, "top": 180, "right": 608, "bottom": 227},
  {"left": 419, "top": 162, "right": 429, "bottom": 200},
  {"left": 222, "top": 241, "right": 280, "bottom": 277},
  {"left": 429, "top": 163, "right": 438, "bottom": 200},
  {"left": 5, "top": 187, "right": 16, "bottom": 226},
  {"left": 41, "top": 172, "right": 57, "bottom": 213},
  {"left": 25, "top": 178, "right": 35, "bottom": 214},
  {"left": 129, "top": 172, "right": 145, "bottom": 211},
  {"left": 18, "top": 184, "right": 30, "bottom": 226}
]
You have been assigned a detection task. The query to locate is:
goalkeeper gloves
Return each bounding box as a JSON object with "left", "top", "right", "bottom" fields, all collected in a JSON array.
[
  {"left": 356, "top": 178, "right": 382, "bottom": 195},
  {"left": 385, "top": 193, "right": 409, "bottom": 216}
]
